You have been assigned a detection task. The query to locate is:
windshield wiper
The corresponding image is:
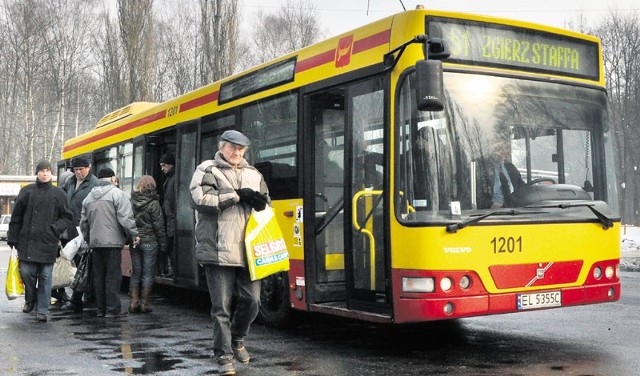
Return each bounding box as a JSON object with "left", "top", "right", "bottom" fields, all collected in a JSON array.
[
  {"left": 525, "top": 203, "right": 614, "bottom": 230},
  {"left": 446, "top": 209, "right": 533, "bottom": 234}
]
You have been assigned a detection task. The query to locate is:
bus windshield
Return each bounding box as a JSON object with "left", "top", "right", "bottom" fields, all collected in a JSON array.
[{"left": 396, "top": 71, "right": 615, "bottom": 222}]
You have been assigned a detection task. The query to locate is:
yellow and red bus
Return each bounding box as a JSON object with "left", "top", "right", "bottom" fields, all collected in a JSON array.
[{"left": 61, "top": 8, "right": 620, "bottom": 326}]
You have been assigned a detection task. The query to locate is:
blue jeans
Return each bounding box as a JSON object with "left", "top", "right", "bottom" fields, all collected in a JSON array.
[
  {"left": 204, "top": 264, "right": 261, "bottom": 360},
  {"left": 19, "top": 261, "right": 53, "bottom": 315},
  {"left": 130, "top": 242, "right": 158, "bottom": 289},
  {"left": 92, "top": 248, "right": 122, "bottom": 315}
]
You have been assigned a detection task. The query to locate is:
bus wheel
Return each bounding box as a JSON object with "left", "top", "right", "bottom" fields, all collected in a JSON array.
[{"left": 258, "top": 271, "right": 292, "bottom": 328}]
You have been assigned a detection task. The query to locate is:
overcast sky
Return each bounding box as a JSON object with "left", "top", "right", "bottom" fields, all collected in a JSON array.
[{"left": 242, "top": 0, "right": 639, "bottom": 37}]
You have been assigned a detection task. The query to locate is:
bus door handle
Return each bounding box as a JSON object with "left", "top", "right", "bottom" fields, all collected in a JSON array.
[{"left": 352, "top": 189, "right": 383, "bottom": 290}]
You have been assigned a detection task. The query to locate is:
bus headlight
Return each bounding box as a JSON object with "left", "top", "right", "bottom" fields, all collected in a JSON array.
[
  {"left": 402, "top": 277, "right": 435, "bottom": 293},
  {"left": 459, "top": 275, "right": 472, "bottom": 290},
  {"left": 440, "top": 277, "right": 453, "bottom": 292},
  {"left": 605, "top": 266, "right": 614, "bottom": 279},
  {"left": 593, "top": 266, "right": 602, "bottom": 280}
]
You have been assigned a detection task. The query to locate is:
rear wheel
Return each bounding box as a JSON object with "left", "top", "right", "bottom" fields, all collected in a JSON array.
[{"left": 258, "top": 271, "right": 293, "bottom": 328}]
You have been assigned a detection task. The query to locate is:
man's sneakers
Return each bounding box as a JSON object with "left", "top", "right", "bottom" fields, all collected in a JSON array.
[
  {"left": 36, "top": 313, "right": 47, "bottom": 322},
  {"left": 215, "top": 341, "right": 249, "bottom": 375},
  {"left": 217, "top": 358, "right": 236, "bottom": 376},
  {"left": 232, "top": 340, "right": 250, "bottom": 364},
  {"left": 217, "top": 341, "right": 249, "bottom": 375}
]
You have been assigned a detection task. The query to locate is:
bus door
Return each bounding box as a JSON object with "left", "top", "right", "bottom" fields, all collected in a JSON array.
[
  {"left": 307, "top": 88, "right": 348, "bottom": 304},
  {"left": 346, "top": 78, "right": 388, "bottom": 312},
  {"left": 174, "top": 121, "right": 199, "bottom": 286},
  {"left": 306, "top": 77, "right": 389, "bottom": 315}
]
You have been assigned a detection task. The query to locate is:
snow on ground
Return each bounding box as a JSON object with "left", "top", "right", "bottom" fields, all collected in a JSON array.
[{"left": 621, "top": 225, "right": 640, "bottom": 272}]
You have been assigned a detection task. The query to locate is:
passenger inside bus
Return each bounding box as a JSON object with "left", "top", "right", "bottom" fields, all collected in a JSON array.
[
  {"left": 489, "top": 138, "right": 526, "bottom": 208},
  {"left": 412, "top": 126, "right": 439, "bottom": 210}
]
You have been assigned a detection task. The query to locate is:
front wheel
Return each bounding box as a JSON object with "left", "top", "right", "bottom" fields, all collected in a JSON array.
[{"left": 258, "top": 271, "right": 293, "bottom": 328}]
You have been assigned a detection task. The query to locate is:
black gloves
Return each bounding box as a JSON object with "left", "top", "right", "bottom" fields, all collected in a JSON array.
[
  {"left": 249, "top": 193, "right": 268, "bottom": 211},
  {"left": 237, "top": 188, "right": 255, "bottom": 203},
  {"left": 7, "top": 241, "right": 16, "bottom": 249},
  {"left": 236, "top": 188, "right": 268, "bottom": 211}
]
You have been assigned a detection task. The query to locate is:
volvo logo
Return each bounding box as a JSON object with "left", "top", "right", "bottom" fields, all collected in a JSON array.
[{"left": 526, "top": 262, "right": 554, "bottom": 287}]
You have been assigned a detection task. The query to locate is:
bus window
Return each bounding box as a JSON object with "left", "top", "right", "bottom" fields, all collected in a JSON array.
[
  {"left": 242, "top": 94, "right": 298, "bottom": 199},
  {"left": 119, "top": 142, "right": 134, "bottom": 196},
  {"left": 396, "top": 71, "right": 612, "bottom": 222},
  {"left": 201, "top": 114, "right": 235, "bottom": 162},
  {"left": 93, "top": 146, "right": 118, "bottom": 181},
  {"left": 133, "top": 143, "right": 144, "bottom": 189},
  {"left": 396, "top": 71, "right": 455, "bottom": 218}
]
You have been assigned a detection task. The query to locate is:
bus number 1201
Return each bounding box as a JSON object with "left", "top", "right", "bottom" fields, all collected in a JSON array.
[{"left": 491, "top": 236, "right": 522, "bottom": 253}]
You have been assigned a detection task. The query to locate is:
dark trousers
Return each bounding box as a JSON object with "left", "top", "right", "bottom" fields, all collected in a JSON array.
[
  {"left": 92, "top": 247, "right": 123, "bottom": 314},
  {"left": 20, "top": 261, "right": 53, "bottom": 315},
  {"left": 204, "top": 264, "right": 261, "bottom": 360}
]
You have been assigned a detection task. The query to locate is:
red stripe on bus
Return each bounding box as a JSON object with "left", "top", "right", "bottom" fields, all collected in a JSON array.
[
  {"left": 296, "top": 49, "right": 336, "bottom": 73},
  {"left": 65, "top": 110, "right": 166, "bottom": 152},
  {"left": 352, "top": 29, "right": 391, "bottom": 54},
  {"left": 489, "top": 260, "right": 583, "bottom": 289},
  {"left": 296, "top": 29, "right": 391, "bottom": 73},
  {"left": 180, "top": 91, "right": 219, "bottom": 112}
]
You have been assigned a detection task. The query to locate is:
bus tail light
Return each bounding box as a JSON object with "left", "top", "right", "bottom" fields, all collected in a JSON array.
[{"left": 402, "top": 277, "right": 435, "bottom": 293}]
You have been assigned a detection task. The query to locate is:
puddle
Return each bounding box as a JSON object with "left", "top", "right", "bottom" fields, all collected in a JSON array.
[{"left": 113, "top": 342, "right": 184, "bottom": 374}]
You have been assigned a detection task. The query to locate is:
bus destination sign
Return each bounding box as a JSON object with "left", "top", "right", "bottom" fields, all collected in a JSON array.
[{"left": 427, "top": 16, "right": 600, "bottom": 81}]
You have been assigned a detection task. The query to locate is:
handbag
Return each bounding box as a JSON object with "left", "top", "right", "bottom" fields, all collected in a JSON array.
[
  {"left": 5, "top": 248, "right": 24, "bottom": 300},
  {"left": 70, "top": 249, "right": 93, "bottom": 293},
  {"left": 244, "top": 206, "right": 290, "bottom": 281},
  {"left": 61, "top": 234, "right": 86, "bottom": 260},
  {"left": 52, "top": 257, "right": 77, "bottom": 289}
]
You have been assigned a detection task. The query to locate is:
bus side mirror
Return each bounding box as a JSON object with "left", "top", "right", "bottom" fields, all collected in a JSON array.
[{"left": 415, "top": 59, "right": 445, "bottom": 112}]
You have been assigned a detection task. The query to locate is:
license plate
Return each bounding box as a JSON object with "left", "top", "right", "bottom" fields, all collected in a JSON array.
[{"left": 517, "top": 291, "right": 561, "bottom": 310}]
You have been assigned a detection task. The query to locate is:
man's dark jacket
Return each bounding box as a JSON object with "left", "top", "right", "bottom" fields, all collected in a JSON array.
[
  {"left": 63, "top": 173, "right": 99, "bottom": 239},
  {"left": 8, "top": 179, "right": 73, "bottom": 264}
]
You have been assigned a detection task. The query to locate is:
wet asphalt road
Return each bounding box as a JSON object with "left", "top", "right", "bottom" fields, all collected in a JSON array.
[{"left": 2, "top": 246, "right": 640, "bottom": 375}]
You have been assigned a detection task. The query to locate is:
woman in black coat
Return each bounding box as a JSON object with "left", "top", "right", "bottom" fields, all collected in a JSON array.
[{"left": 129, "top": 175, "right": 166, "bottom": 313}]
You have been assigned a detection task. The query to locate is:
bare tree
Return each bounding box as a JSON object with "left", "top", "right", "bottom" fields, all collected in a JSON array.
[
  {"left": 2, "top": 0, "right": 50, "bottom": 173},
  {"left": 92, "top": 9, "right": 127, "bottom": 112},
  {"left": 246, "top": 0, "right": 322, "bottom": 69},
  {"left": 592, "top": 11, "right": 640, "bottom": 224},
  {"left": 153, "top": 5, "right": 199, "bottom": 100},
  {"left": 40, "top": 0, "right": 96, "bottom": 158},
  {"left": 118, "top": 0, "right": 155, "bottom": 103},
  {"left": 198, "top": 0, "right": 241, "bottom": 84}
]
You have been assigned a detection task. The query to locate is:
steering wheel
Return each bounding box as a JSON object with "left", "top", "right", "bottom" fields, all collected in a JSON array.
[{"left": 528, "top": 178, "right": 556, "bottom": 185}]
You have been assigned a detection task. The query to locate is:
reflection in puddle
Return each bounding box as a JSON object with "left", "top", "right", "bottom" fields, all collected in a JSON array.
[{"left": 115, "top": 342, "right": 183, "bottom": 374}]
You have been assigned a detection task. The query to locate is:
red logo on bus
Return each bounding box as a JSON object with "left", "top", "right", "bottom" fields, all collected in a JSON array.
[{"left": 335, "top": 35, "right": 354, "bottom": 68}]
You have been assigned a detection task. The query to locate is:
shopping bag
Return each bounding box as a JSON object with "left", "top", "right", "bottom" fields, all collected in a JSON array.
[
  {"left": 61, "top": 234, "right": 85, "bottom": 260},
  {"left": 70, "top": 249, "right": 93, "bottom": 293},
  {"left": 5, "top": 248, "right": 24, "bottom": 300},
  {"left": 52, "top": 257, "right": 77, "bottom": 289},
  {"left": 244, "top": 206, "right": 289, "bottom": 281}
]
